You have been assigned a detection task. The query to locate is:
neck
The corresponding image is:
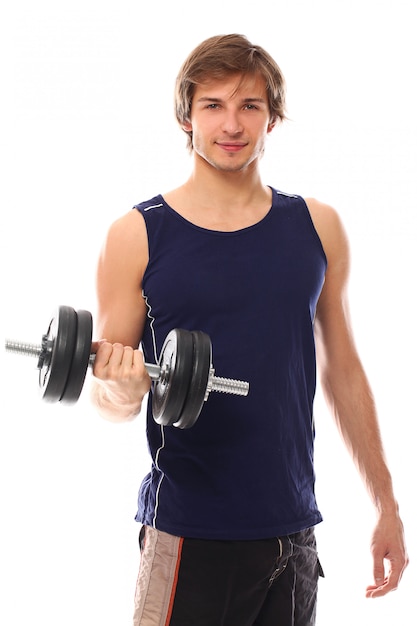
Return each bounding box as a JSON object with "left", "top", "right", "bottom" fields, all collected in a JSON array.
[
  {"left": 184, "top": 153, "right": 267, "bottom": 211},
  {"left": 162, "top": 152, "right": 273, "bottom": 231}
]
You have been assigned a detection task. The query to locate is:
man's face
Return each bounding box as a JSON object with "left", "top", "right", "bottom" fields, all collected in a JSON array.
[{"left": 183, "top": 73, "right": 275, "bottom": 174}]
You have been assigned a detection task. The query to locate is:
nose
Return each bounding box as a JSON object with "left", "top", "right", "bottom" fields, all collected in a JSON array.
[{"left": 221, "top": 109, "right": 243, "bottom": 135}]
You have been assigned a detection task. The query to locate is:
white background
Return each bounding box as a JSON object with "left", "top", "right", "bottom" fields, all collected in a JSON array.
[{"left": 1, "top": 1, "right": 415, "bottom": 624}]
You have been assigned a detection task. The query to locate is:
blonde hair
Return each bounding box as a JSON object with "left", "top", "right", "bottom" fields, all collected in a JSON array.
[{"left": 175, "top": 34, "right": 287, "bottom": 150}]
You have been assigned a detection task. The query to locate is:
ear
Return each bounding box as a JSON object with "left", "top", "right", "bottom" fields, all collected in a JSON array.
[
  {"left": 267, "top": 119, "right": 277, "bottom": 133},
  {"left": 182, "top": 120, "right": 192, "bottom": 132}
]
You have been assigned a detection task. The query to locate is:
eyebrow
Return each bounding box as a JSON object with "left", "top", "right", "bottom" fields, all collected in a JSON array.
[{"left": 196, "top": 97, "right": 267, "bottom": 105}]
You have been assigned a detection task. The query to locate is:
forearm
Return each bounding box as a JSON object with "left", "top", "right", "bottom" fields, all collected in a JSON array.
[
  {"left": 320, "top": 358, "right": 408, "bottom": 596},
  {"left": 90, "top": 378, "right": 145, "bottom": 423},
  {"left": 321, "top": 361, "right": 398, "bottom": 515}
]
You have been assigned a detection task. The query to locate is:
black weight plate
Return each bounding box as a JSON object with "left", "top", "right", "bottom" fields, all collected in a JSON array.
[
  {"left": 39, "top": 306, "right": 78, "bottom": 403},
  {"left": 152, "top": 329, "right": 194, "bottom": 427},
  {"left": 60, "top": 309, "right": 93, "bottom": 404},
  {"left": 173, "top": 330, "right": 212, "bottom": 429}
]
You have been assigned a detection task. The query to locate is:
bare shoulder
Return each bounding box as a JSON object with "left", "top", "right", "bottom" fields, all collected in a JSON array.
[
  {"left": 104, "top": 208, "right": 148, "bottom": 250},
  {"left": 99, "top": 209, "right": 148, "bottom": 273},
  {"left": 304, "top": 197, "right": 350, "bottom": 265},
  {"left": 305, "top": 197, "right": 345, "bottom": 239}
]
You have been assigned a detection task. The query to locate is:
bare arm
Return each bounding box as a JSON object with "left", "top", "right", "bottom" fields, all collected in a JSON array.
[
  {"left": 307, "top": 198, "right": 408, "bottom": 597},
  {"left": 90, "top": 209, "right": 151, "bottom": 423}
]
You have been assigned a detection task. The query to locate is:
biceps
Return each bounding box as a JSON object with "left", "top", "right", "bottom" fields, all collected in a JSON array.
[
  {"left": 96, "top": 289, "right": 147, "bottom": 348},
  {"left": 95, "top": 213, "right": 148, "bottom": 347}
]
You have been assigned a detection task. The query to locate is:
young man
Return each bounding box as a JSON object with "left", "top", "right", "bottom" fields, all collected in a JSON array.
[{"left": 91, "top": 34, "right": 408, "bottom": 626}]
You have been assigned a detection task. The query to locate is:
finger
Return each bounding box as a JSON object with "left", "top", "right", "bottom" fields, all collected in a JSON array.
[
  {"left": 372, "top": 555, "right": 386, "bottom": 591},
  {"left": 93, "top": 342, "right": 124, "bottom": 376},
  {"left": 114, "top": 344, "right": 133, "bottom": 367},
  {"left": 107, "top": 343, "right": 126, "bottom": 365},
  {"left": 91, "top": 339, "right": 108, "bottom": 354},
  {"left": 132, "top": 348, "right": 146, "bottom": 369},
  {"left": 93, "top": 341, "right": 114, "bottom": 368},
  {"left": 366, "top": 580, "right": 388, "bottom": 598},
  {"left": 365, "top": 547, "right": 387, "bottom": 598},
  {"left": 366, "top": 558, "right": 404, "bottom": 598},
  {"left": 120, "top": 346, "right": 147, "bottom": 378},
  {"left": 133, "top": 349, "right": 152, "bottom": 384},
  {"left": 122, "top": 347, "right": 149, "bottom": 379}
]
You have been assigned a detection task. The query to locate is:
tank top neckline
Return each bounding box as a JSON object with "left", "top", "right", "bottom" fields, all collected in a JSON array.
[{"left": 156, "top": 187, "right": 282, "bottom": 235}]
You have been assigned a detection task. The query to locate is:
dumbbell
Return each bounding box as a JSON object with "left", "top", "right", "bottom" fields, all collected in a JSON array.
[{"left": 5, "top": 305, "right": 249, "bottom": 429}]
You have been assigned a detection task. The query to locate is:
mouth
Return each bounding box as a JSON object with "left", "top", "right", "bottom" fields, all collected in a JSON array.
[{"left": 216, "top": 142, "right": 247, "bottom": 153}]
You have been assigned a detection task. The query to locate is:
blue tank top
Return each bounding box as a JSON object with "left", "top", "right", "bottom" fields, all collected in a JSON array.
[{"left": 134, "top": 188, "right": 327, "bottom": 539}]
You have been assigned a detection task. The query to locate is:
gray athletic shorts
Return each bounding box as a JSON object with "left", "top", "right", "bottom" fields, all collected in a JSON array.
[{"left": 133, "top": 525, "right": 324, "bottom": 626}]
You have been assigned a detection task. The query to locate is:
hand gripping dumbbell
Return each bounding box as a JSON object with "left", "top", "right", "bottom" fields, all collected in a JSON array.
[{"left": 5, "top": 305, "right": 249, "bottom": 429}]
